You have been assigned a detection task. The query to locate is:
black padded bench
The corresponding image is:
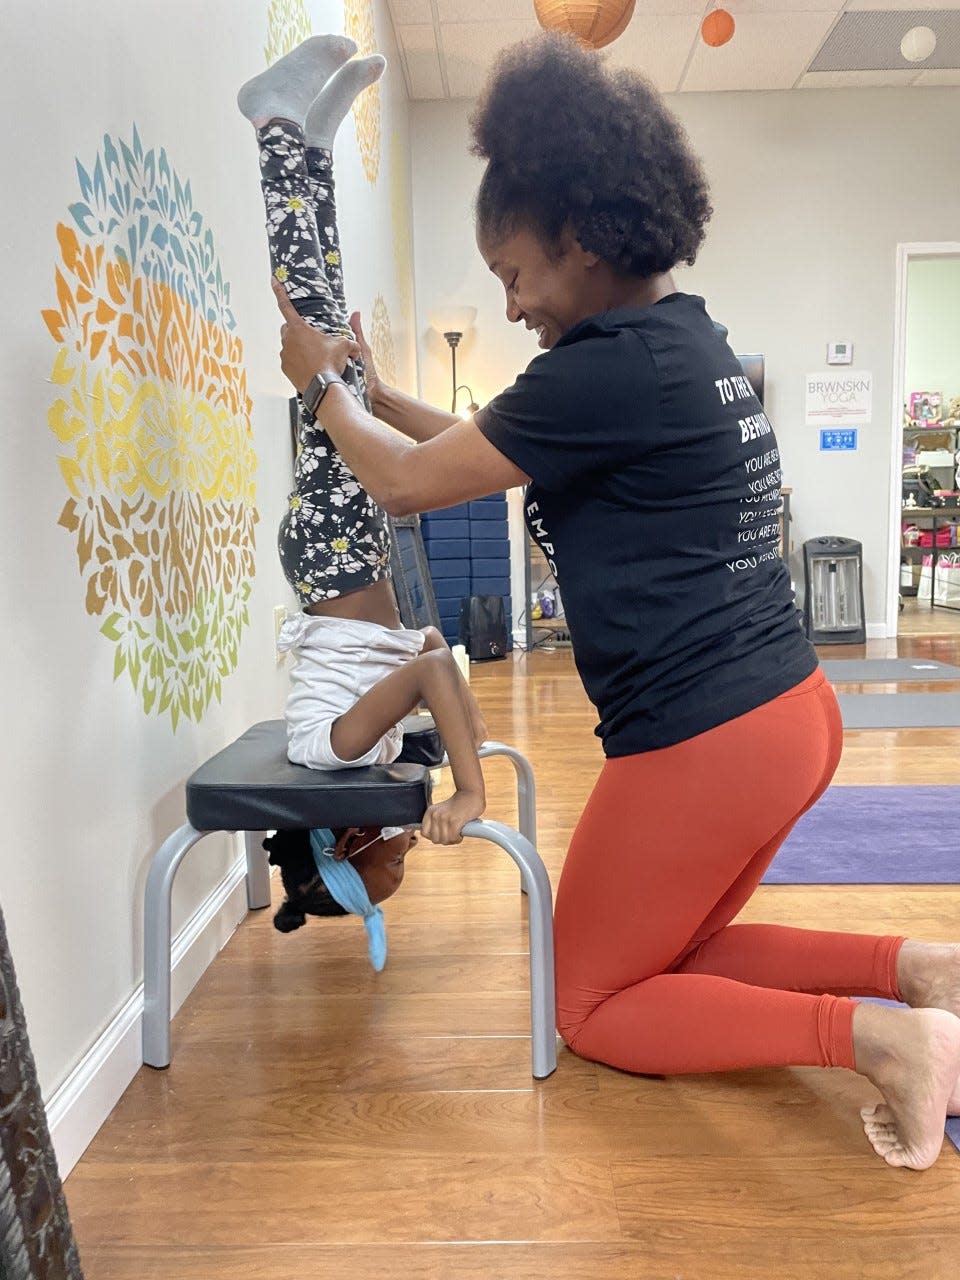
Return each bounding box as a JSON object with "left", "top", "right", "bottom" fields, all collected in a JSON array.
[{"left": 142, "top": 717, "right": 556, "bottom": 1078}]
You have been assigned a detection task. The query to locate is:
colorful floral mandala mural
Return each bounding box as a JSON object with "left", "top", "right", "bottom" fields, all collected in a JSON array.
[
  {"left": 344, "top": 0, "right": 382, "bottom": 185},
  {"left": 264, "top": 0, "right": 311, "bottom": 65},
  {"left": 369, "top": 293, "right": 397, "bottom": 389},
  {"left": 42, "top": 127, "right": 258, "bottom": 730},
  {"left": 390, "top": 129, "right": 415, "bottom": 336}
]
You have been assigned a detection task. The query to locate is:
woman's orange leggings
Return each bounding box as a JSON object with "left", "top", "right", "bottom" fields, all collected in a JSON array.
[{"left": 554, "top": 669, "right": 905, "bottom": 1075}]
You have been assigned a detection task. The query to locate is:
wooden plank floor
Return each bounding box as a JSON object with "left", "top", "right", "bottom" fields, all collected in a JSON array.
[{"left": 67, "top": 602, "right": 960, "bottom": 1279}]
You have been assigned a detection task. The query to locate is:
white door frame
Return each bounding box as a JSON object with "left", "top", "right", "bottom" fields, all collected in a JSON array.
[{"left": 886, "top": 241, "right": 960, "bottom": 637}]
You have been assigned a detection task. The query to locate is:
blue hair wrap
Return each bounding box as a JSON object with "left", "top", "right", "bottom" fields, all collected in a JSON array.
[{"left": 310, "top": 828, "right": 387, "bottom": 971}]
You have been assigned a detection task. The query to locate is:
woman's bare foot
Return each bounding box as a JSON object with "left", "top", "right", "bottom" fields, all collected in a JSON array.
[
  {"left": 853, "top": 1002, "right": 960, "bottom": 1169},
  {"left": 896, "top": 940, "right": 960, "bottom": 1113}
]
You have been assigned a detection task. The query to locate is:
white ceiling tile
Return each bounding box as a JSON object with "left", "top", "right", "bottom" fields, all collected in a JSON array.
[
  {"left": 731, "top": 0, "right": 842, "bottom": 10},
  {"left": 798, "top": 68, "right": 921, "bottom": 86},
  {"left": 387, "top": 0, "right": 435, "bottom": 23},
  {"left": 406, "top": 50, "right": 448, "bottom": 97},
  {"left": 913, "top": 66, "right": 960, "bottom": 83},
  {"left": 681, "top": 11, "right": 838, "bottom": 90},
  {"left": 631, "top": 0, "right": 718, "bottom": 13},
  {"left": 440, "top": 19, "right": 543, "bottom": 98},
  {"left": 845, "top": 0, "right": 960, "bottom": 10},
  {"left": 606, "top": 15, "right": 707, "bottom": 92},
  {"left": 438, "top": 0, "right": 534, "bottom": 19},
  {"left": 398, "top": 22, "right": 440, "bottom": 54}
]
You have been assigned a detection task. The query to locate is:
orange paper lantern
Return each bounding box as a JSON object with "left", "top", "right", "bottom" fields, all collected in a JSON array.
[
  {"left": 534, "top": 0, "right": 637, "bottom": 51},
  {"left": 701, "top": 9, "right": 735, "bottom": 47}
]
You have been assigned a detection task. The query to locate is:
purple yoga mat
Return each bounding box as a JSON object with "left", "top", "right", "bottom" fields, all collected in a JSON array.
[{"left": 761, "top": 786, "right": 960, "bottom": 884}]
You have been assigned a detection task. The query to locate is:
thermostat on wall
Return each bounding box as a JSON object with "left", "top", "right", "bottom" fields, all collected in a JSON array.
[{"left": 827, "top": 341, "right": 853, "bottom": 365}]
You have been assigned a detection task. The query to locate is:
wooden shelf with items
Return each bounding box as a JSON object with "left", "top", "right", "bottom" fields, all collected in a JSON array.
[
  {"left": 902, "top": 393, "right": 960, "bottom": 505},
  {"left": 899, "top": 507, "right": 960, "bottom": 612},
  {"left": 523, "top": 530, "right": 570, "bottom": 651}
]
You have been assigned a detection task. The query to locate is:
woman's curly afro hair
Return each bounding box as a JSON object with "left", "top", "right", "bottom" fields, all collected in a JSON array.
[{"left": 470, "top": 32, "right": 712, "bottom": 276}]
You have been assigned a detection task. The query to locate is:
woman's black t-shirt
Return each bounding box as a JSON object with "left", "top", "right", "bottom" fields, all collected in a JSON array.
[{"left": 474, "top": 292, "right": 817, "bottom": 756}]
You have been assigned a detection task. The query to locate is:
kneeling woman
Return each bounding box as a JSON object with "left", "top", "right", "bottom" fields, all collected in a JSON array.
[{"left": 272, "top": 33, "right": 960, "bottom": 1170}]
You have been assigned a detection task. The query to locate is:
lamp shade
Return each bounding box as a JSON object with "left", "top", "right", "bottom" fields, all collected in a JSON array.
[
  {"left": 428, "top": 305, "right": 477, "bottom": 336},
  {"left": 701, "top": 9, "right": 735, "bottom": 48},
  {"left": 533, "top": 0, "right": 636, "bottom": 51}
]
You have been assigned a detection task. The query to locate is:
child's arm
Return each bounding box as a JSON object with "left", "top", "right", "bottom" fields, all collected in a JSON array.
[
  {"left": 329, "top": 644, "right": 485, "bottom": 845},
  {"left": 419, "top": 627, "right": 488, "bottom": 748}
]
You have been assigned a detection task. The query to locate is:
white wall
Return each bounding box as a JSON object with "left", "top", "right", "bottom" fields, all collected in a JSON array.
[
  {"left": 410, "top": 88, "right": 960, "bottom": 630},
  {"left": 905, "top": 256, "right": 960, "bottom": 412},
  {"left": 0, "top": 0, "right": 415, "bottom": 1168}
]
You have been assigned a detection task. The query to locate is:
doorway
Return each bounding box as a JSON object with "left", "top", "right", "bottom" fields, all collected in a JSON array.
[{"left": 887, "top": 243, "right": 960, "bottom": 637}]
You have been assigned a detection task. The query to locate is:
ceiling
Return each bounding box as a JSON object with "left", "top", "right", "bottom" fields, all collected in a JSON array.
[{"left": 384, "top": 0, "right": 960, "bottom": 97}]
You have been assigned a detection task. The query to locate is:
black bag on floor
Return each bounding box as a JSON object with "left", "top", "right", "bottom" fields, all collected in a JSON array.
[{"left": 458, "top": 594, "right": 508, "bottom": 662}]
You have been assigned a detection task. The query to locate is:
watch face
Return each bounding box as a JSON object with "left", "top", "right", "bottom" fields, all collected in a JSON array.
[{"left": 305, "top": 374, "right": 325, "bottom": 415}]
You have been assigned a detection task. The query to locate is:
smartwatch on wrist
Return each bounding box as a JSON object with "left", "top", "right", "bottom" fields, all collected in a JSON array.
[{"left": 303, "top": 371, "right": 348, "bottom": 418}]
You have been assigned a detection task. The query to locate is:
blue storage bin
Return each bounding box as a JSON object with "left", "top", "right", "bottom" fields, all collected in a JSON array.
[
  {"left": 472, "top": 558, "right": 509, "bottom": 578},
  {"left": 423, "top": 502, "right": 471, "bottom": 520},
  {"left": 469, "top": 500, "right": 507, "bottom": 521},
  {"left": 470, "top": 578, "right": 511, "bottom": 597},
  {"left": 469, "top": 537, "right": 510, "bottom": 558},
  {"left": 431, "top": 577, "right": 470, "bottom": 605},
  {"left": 422, "top": 519, "right": 470, "bottom": 541},
  {"left": 423, "top": 538, "right": 470, "bottom": 559},
  {"left": 428, "top": 557, "right": 471, "bottom": 579}
]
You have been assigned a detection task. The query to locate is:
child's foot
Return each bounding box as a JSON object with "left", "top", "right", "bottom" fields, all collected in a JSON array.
[
  {"left": 304, "top": 54, "right": 386, "bottom": 149},
  {"left": 896, "top": 939, "right": 960, "bottom": 1113},
  {"left": 238, "top": 34, "right": 357, "bottom": 127},
  {"left": 853, "top": 1002, "right": 960, "bottom": 1169}
]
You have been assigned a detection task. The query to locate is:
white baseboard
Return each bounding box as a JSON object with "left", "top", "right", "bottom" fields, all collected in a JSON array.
[
  {"left": 46, "top": 845, "right": 256, "bottom": 1178},
  {"left": 866, "top": 622, "right": 890, "bottom": 639}
]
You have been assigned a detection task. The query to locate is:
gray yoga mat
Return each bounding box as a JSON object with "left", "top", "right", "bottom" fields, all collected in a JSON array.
[
  {"left": 822, "top": 658, "right": 960, "bottom": 683},
  {"left": 837, "top": 692, "right": 960, "bottom": 729}
]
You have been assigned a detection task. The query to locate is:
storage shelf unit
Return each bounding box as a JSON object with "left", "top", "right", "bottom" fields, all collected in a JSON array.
[
  {"left": 899, "top": 506, "right": 960, "bottom": 612},
  {"left": 523, "top": 530, "right": 569, "bottom": 651}
]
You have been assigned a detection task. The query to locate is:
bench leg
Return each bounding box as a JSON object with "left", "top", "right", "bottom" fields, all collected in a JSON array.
[
  {"left": 477, "top": 741, "right": 537, "bottom": 849},
  {"left": 142, "top": 823, "right": 209, "bottom": 1069},
  {"left": 461, "top": 818, "right": 557, "bottom": 1080},
  {"left": 243, "top": 831, "right": 273, "bottom": 910}
]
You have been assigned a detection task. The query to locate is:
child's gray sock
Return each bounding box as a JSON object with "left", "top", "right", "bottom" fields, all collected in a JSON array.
[
  {"left": 304, "top": 54, "right": 386, "bottom": 149},
  {"left": 237, "top": 34, "right": 357, "bottom": 128}
]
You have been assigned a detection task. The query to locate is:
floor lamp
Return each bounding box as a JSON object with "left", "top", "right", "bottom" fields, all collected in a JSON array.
[{"left": 430, "top": 306, "right": 477, "bottom": 413}]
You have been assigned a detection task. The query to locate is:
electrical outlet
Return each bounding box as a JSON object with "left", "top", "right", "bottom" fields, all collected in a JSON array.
[{"left": 273, "top": 605, "right": 288, "bottom": 665}]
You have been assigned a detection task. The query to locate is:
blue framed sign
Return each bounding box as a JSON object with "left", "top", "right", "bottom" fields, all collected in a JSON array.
[{"left": 819, "top": 428, "right": 858, "bottom": 452}]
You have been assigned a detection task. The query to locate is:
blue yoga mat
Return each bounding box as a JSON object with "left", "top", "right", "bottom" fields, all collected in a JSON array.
[{"left": 762, "top": 786, "right": 959, "bottom": 884}]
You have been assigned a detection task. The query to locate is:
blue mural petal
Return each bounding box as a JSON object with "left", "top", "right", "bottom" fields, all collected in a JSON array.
[
  {"left": 68, "top": 202, "right": 95, "bottom": 234},
  {"left": 75, "top": 161, "right": 93, "bottom": 201}
]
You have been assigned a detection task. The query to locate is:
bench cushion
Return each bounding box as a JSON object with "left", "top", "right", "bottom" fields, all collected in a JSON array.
[{"left": 186, "top": 719, "right": 435, "bottom": 832}]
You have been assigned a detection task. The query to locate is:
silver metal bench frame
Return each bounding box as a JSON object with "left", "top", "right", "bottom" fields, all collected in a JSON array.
[{"left": 142, "top": 741, "right": 556, "bottom": 1079}]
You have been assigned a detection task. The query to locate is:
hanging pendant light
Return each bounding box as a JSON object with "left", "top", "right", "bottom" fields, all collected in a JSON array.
[
  {"left": 701, "top": 8, "right": 736, "bottom": 48},
  {"left": 533, "top": 0, "right": 637, "bottom": 51}
]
